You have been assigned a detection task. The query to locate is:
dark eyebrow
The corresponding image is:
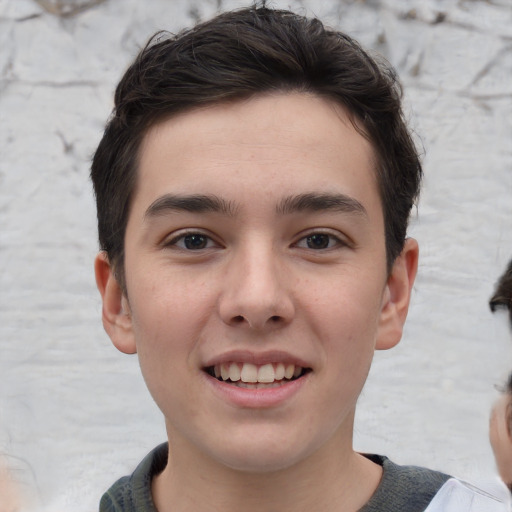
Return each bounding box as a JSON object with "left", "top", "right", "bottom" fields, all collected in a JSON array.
[
  {"left": 276, "top": 193, "right": 367, "bottom": 217},
  {"left": 144, "top": 194, "right": 237, "bottom": 219}
]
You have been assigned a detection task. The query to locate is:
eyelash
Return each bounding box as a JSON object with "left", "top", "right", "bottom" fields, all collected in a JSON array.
[
  {"left": 164, "top": 231, "right": 219, "bottom": 251},
  {"left": 294, "top": 231, "right": 346, "bottom": 251},
  {"left": 164, "top": 230, "right": 346, "bottom": 252}
]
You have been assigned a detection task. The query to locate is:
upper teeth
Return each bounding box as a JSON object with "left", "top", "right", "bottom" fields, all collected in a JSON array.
[{"left": 214, "top": 362, "right": 302, "bottom": 383}]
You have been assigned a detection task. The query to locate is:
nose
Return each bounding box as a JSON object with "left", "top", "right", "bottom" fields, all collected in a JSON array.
[{"left": 218, "top": 243, "right": 295, "bottom": 330}]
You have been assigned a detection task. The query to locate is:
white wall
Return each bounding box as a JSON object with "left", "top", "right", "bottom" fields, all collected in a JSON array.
[{"left": 0, "top": 0, "right": 511, "bottom": 509}]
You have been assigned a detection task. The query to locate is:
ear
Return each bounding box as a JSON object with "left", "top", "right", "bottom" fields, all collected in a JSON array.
[
  {"left": 376, "top": 238, "right": 419, "bottom": 350},
  {"left": 94, "top": 252, "right": 137, "bottom": 354}
]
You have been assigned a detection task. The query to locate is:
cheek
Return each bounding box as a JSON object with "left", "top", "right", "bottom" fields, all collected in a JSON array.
[
  {"left": 489, "top": 407, "right": 500, "bottom": 451},
  {"left": 490, "top": 397, "right": 512, "bottom": 455},
  {"left": 312, "top": 284, "right": 383, "bottom": 403},
  {"left": 129, "top": 267, "right": 214, "bottom": 333},
  {"left": 129, "top": 290, "right": 198, "bottom": 415},
  {"left": 127, "top": 280, "right": 208, "bottom": 379},
  {"left": 308, "top": 276, "right": 383, "bottom": 342},
  {"left": 307, "top": 281, "right": 382, "bottom": 384}
]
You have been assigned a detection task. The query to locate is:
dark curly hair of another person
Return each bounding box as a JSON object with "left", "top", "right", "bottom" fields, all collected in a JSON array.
[{"left": 490, "top": 259, "right": 512, "bottom": 326}]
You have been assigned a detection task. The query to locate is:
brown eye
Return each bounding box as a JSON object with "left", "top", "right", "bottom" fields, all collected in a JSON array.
[
  {"left": 306, "top": 234, "right": 331, "bottom": 249},
  {"left": 167, "top": 232, "right": 217, "bottom": 250},
  {"left": 183, "top": 234, "right": 209, "bottom": 250},
  {"left": 295, "top": 232, "right": 345, "bottom": 251}
]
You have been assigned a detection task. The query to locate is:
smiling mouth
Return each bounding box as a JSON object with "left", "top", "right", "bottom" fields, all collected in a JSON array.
[{"left": 205, "top": 362, "right": 310, "bottom": 388}]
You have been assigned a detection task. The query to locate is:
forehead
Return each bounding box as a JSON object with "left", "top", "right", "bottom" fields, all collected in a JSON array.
[{"left": 134, "top": 92, "right": 380, "bottom": 218}]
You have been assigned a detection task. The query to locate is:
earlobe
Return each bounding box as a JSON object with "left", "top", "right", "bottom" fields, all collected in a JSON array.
[
  {"left": 376, "top": 238, "right": 419, "bottom": 350},
  {"left": 94, "top": 252, "right": 137, "bottom": 354}
]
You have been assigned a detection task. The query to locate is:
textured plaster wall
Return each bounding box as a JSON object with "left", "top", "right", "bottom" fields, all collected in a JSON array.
[{"left": 0, "top": 0, "right": 511, "bottom": 510}]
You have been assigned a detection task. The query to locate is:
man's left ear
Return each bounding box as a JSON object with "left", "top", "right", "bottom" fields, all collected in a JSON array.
[{"left": 376, "top": 238, "right": 419, "bottom": 350}]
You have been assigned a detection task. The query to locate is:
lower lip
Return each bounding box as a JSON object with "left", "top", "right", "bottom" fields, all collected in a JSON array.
[{"left": 204, "top": 373, "right": 309, "bottom": 408}]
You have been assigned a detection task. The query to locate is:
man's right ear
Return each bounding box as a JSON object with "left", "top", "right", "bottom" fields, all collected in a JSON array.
[{"left": 94, "top": 252, "right": 137, "bottom": 354}]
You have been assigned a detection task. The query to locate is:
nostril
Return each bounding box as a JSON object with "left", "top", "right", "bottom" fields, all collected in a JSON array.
[{"left": 227, "top": 314, "right": 286, "bottom": 328}]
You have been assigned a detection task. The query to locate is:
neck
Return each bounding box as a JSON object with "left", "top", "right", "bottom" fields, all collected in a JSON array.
[{"left": 152, "top": 419, "right": 382, "bottom": 512}]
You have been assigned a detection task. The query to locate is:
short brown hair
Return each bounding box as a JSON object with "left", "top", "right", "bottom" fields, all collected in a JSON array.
[{"left": 91, "top": 6, "right": 422, "bottom": 288}]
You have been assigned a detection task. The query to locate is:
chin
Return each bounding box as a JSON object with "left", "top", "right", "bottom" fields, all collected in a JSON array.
[
  {"left": 206, "top": 431, "right": 323, "bottom": 474},
  {"left": 217, "top": 450, "right": 303, "bottom": 474}
]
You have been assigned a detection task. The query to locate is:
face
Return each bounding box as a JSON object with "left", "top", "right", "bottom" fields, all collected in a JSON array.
[
  {"left": 490, "top": 393, "right": 512, "bottom": 485},
  {"left": 96, "top": 92, "right": 417, "bottom": 473}
]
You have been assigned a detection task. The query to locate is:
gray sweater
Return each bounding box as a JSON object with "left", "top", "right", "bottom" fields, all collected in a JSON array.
[{"left": 99, "top": 443, "right": 450, "bottom": 512}]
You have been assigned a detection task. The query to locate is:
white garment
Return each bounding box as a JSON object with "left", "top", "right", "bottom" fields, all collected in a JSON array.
[{"left": 425, "top": 478, "right": 510, "bottom": 512}]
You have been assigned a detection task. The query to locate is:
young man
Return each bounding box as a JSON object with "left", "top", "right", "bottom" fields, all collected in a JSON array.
[
  {"left": 490, "top": 260, "right": 512, "bottom": 493},
  {"left": 91, "top": 6, "right": 507, "bottom": 511}
]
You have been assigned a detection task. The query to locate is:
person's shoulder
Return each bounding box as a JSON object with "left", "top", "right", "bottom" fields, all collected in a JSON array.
[
  {"left": 99, "top": 443, "right": 168, "bottom": 512},
  {"left": 361, "top": 454, "right": 451, "bottom": 512},
  {"left": 361, "top": 454, "right": 510, "bottom": 512},
  {"left": 425, "top": 478, "right": 511, "bottom": 512},
  {"left": 99, "top": 474, "right": 132, "bottom": 512}
]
